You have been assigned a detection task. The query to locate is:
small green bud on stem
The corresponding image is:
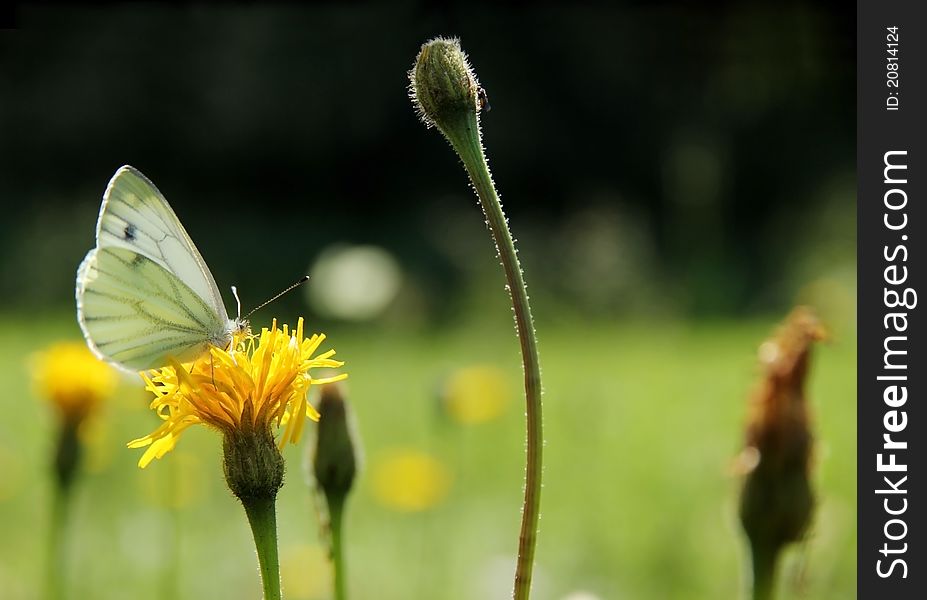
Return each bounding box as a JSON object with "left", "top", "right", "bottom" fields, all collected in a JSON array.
[
  {"left": 313, "top": 383, "right": 358, "bottom": 503},
  {"left": 410, "top": 37, "right": 544, "bottom": 600},
  {"left": 310, "top": 383, "right": 358, "bottom": 600},
  {"left": 410, "top": 37, "right": 481, "bottom": 132}
]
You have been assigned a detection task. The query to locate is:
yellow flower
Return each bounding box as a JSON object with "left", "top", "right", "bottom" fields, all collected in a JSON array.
[
  {"left": 128, "top": 318, "right": 346, "bottom": 468},
  {"left": 31, "top": 341, "right": 117, "bottom": 422},
  {"left": 280, "top": 543, "right": 330, "bottom": 600},
  {"left": 371, "top": 449, "right": 452, "bottom": 512},
  {"left": 441, "top": 365, "right": 510, "bottom": 425}
]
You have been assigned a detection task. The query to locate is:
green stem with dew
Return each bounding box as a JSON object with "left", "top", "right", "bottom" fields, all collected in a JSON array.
[{"left": 441, "top": 114, "right": 543, "bottom": 599}]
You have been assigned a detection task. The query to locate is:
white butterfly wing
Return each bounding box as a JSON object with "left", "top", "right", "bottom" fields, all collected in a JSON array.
[
  {"left": 94, "top": 165, "right": 227, "bottom": 317},
  {"left": 77, "top": 247, "right": 230, "bottom": 371},
  {"left": 76, "top": 165, "right": 233, "bottom": 372}
]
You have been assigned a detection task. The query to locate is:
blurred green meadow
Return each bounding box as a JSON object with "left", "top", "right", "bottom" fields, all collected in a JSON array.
[
  {"left": 0, "top": 3, "right": 855, "bottom": 598},
  {"left": 0, "top": 305, "right": 855, "bottom": 599}
]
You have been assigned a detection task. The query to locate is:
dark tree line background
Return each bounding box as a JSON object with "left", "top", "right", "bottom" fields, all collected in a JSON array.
[{"left": 0, "top": 2, "right": 855, "bottom": 323}]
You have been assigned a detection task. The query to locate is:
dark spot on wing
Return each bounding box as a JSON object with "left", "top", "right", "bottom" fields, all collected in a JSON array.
[
  {"left": 124, "top": 223, "right": 137, "bottom": 241},
  {"left": 131, "top": 254, "right": 145, "bottom": 268}
]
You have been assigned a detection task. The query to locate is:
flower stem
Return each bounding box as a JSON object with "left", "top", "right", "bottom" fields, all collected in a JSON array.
[
  {"left": 749, "top": 540, "right": 778, "bottom": 600},
  {"left": 327, "top": 496, "right": 348, "bottom": 600},
  {"left": 440, "top": 111, "right": 543, "bottom": 600},
  {"left": 242, "top": 496, "right": 282, "bottom": 600},
  {"left": 47, "top": 419, "right": 81, "bottom": 600},
  {"left": 45, "top": 480, "right": 70, "bottom": 600}
]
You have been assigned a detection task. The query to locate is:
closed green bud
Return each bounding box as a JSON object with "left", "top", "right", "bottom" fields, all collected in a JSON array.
[
  {"left": 306, "top": 384, "right": 358, "bottom": 600},
  {"left": 410, "top": 37, "right": 481, "bottom": 132},
  {"left": 312, "top": 383, "right": 358, "bottom": 504}
]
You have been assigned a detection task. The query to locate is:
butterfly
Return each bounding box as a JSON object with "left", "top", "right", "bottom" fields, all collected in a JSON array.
[{"left": 76, "top": 165, "right": 246, "bottom": 372}]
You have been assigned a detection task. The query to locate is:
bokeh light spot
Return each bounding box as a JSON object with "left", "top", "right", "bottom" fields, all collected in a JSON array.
[{"left": 306, "top": 245, "right": 402, "bottom": 321}]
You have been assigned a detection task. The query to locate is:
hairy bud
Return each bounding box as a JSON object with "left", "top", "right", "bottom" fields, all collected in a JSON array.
[{"left": 410, "top": 37, "right": 481, "bottom": 131}]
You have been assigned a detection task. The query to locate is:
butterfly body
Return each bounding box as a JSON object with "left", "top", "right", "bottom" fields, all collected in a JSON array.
[{"left": 76, "top": 166, "right": 245, "bottom": 372}]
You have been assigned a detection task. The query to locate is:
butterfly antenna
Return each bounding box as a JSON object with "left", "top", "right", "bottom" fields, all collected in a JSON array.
[
  {"left": 245, "top": 275, "right": 310, "bottom": 320},
  {"left": 231, "top": 285, "right": 243, "bottom": 320}
]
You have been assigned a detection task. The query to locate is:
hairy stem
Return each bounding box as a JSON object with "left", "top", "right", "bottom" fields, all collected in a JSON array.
[
  {"left": 242, "top": 496, "right": 282, "bottom": 600},
  {"left": 441, "top": 111, "right": 543, "bottom": 600}
]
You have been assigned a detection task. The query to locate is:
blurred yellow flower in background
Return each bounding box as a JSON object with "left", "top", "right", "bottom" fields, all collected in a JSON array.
[
  {"left": 31, "top": 341, "right": 117, "bottom": 423},
  {"left": 441, "top": 365, "right": 510, "bottom": 425},
  {"left": 371, "top": 449, "right": 452, "bottom": 512},
  {"left": 128, "top": 318, "right": 346, "bottom": 468},
  {"left": 32, "top": 341, "right": 120, "bottom": 600},
  {"left": 280, "top": 543, "right": 331, "bottom": 600}
]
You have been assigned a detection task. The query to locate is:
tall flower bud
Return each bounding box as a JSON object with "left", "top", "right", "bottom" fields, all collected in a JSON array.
[
  {"left": 312, "top": 383, "right": 359, "bottom": 505},
  {"left": 410, "top": 37, "right": 482, "bottom": 133},
  {"left": 738, "top": 307, "right": 825, "bottom": 599}
]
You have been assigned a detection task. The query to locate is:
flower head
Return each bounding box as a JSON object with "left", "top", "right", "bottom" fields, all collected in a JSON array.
[
  {"left": 32, "top": 341, "right": 117, "bottom": 490},
  {"left": 32, "top": 341, "right": 117, "bottom": 423},
  {"left": 128, "top": 318, "right": 346, "bottom": 469}
]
